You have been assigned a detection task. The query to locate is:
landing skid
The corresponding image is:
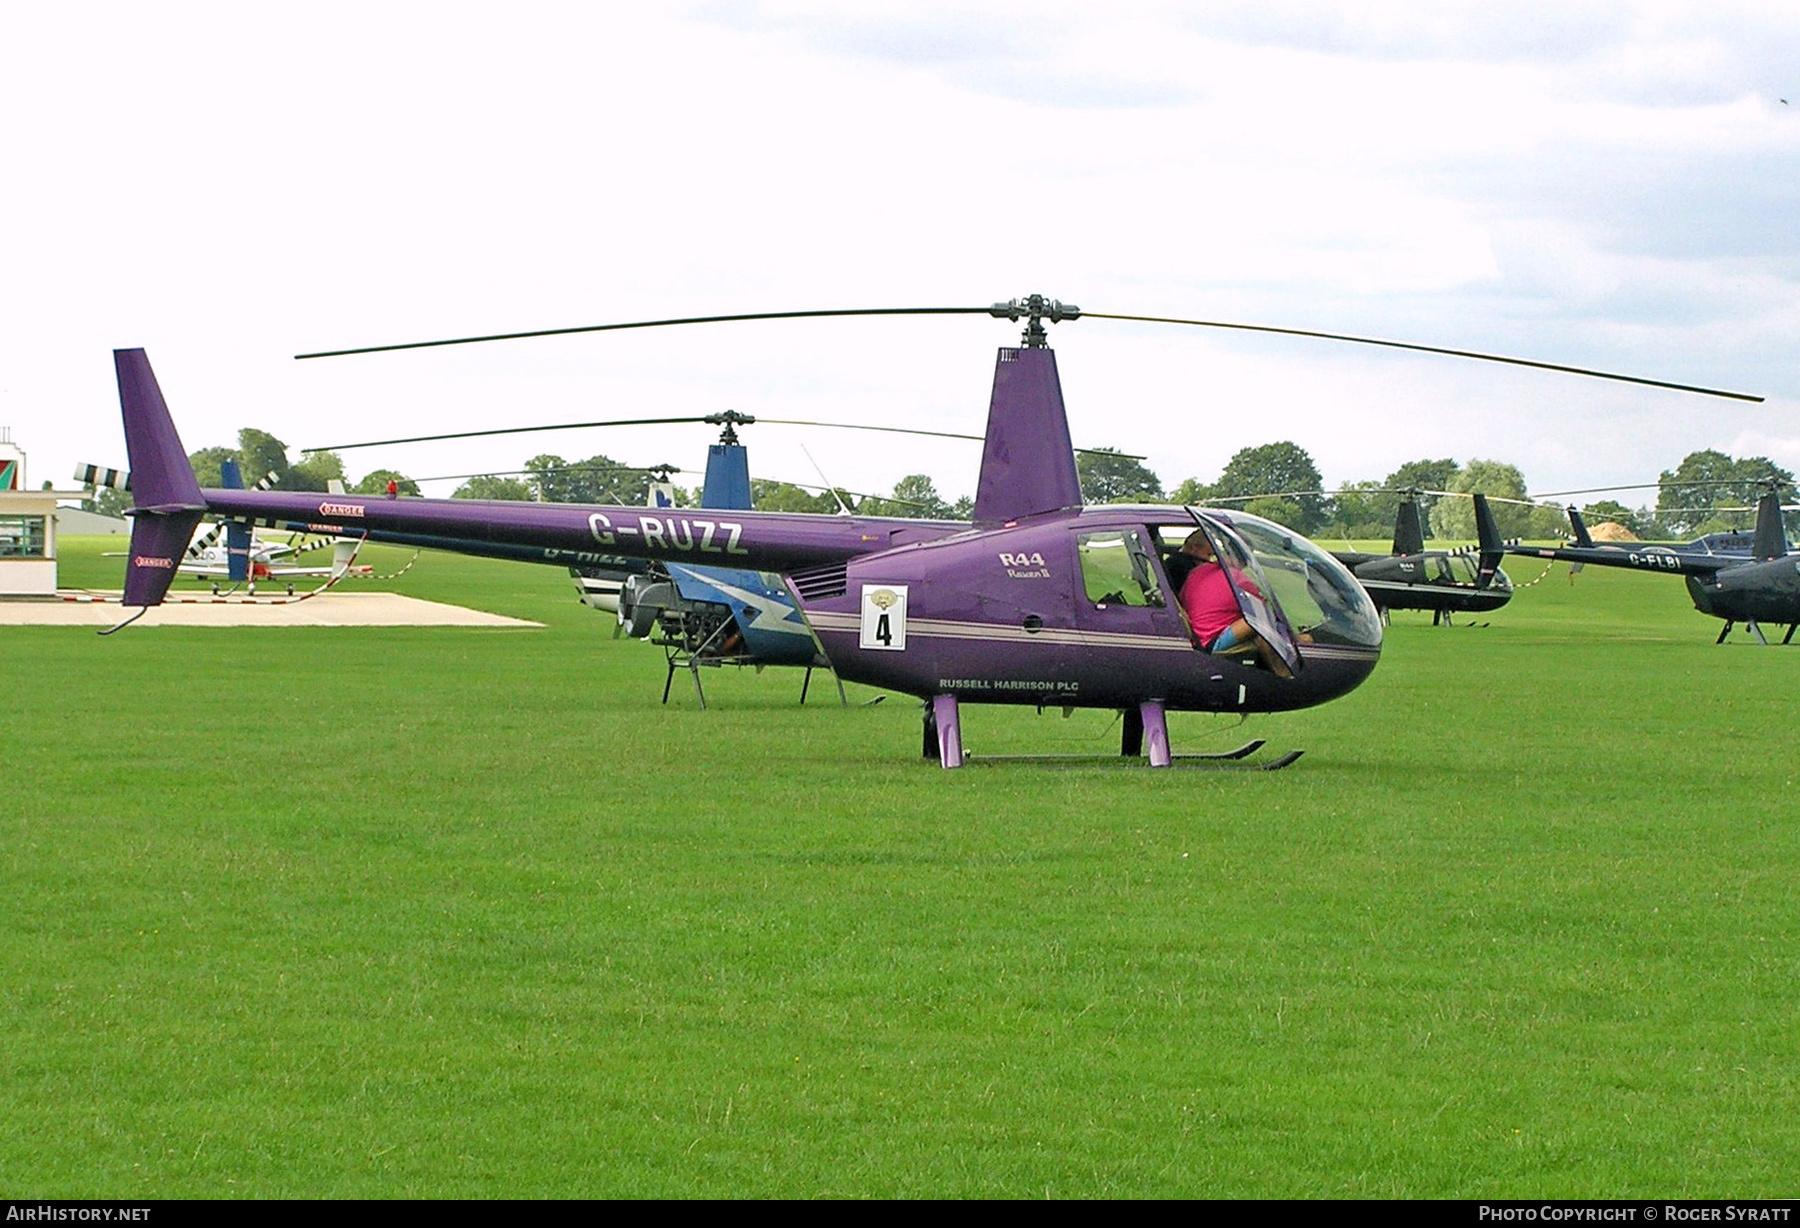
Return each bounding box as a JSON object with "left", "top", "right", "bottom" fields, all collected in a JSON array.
[
  {"left": 924, "top": 697, "right": 1301, "bottom": 771},
  {"left": 964, "top": 746, "right": 1304, "bottom": 771},
  {"left": 1167, "top": 741, "right": 1302, "bottom": 770},
  {"left": 965, "top": 736, "right": 1268, "bottom": 764},
  {"left": 1715, "top": 620, "right": 1793, "bottom": 646},
  {"left": 653, "top": 608, "right": 849, "bottom": 708},
  {"left": 1177, "top": 738, "right": 1266, "bottom": 760},
  {"left": 661, "top": 646, "right": 847, "bottom": 709}
]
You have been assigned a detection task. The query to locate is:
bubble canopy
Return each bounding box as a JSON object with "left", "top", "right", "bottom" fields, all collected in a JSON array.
[{"left": 1202, "top": 509, "right": 1386, "bottom": 650}]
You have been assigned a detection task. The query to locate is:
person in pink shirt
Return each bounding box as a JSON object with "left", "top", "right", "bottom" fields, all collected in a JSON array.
[{"left": 1173, "top": 529, "right": 1292, "bottom": 677}]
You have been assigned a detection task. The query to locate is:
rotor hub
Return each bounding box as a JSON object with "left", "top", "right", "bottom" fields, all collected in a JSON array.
[
  {"left": 703, "top": 409, "right": 756, "bottom": 445},
  {"left": 989, "top": 294, "right": 1080, "bottom": 348}
]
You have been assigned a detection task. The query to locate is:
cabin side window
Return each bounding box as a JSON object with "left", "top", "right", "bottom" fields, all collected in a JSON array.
[{"left": 1077, "top": 530, "right": 1164, "bottom": 608}]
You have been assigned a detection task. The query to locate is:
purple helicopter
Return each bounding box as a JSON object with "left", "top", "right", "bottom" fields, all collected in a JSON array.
[{"left": 114, "top": 295, "right": 1759, "bottom": 767}]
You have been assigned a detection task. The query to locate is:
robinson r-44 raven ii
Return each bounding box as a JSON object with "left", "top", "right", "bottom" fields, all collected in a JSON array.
[
  {"left": 114, "top": 295, "right": 1760, "bottom": 766},
  {"left": 1328, "top": 490, "right": 1509, "bottom": 625},
  {"left": 1506, "top": 480, "right": 1800, "bottom": 644}
]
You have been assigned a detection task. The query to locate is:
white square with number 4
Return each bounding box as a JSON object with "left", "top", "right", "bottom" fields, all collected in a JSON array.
[{"left": 859, "top": 584, "right": 908, "bottom": 650}]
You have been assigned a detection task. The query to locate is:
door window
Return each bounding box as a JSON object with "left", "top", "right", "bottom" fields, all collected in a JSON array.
[{"left": 1077, "top": 530, "right": 1165, "bottom": 609}]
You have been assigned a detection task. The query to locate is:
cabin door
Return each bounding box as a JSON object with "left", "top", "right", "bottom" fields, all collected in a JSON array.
[{"left": 1189, "top": 514, "right": 1303, "bottom": 674}]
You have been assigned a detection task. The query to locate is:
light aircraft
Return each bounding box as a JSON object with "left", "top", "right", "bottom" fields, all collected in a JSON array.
[
  {"left": 89, "top": 457, "right": 369, "bottom": 593},
  {"left": 188, "top": 461, "right": 374, "bottom": 592},
  {"left": 1506, "top": 482, "right": 1800, "bottom": 644},
  {"left": 114, "top": 295, "right": 1761, "bottom": 766},
  {"left": 176, "top": 532, "right": 360, "bottom": 593}
]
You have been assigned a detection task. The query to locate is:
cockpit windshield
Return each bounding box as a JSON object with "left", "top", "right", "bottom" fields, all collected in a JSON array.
[
  {"left": 1431, "top": 552, "right": 1511, "bottom": 591},
  {"left": 1176, "top": 510, "right": 1383, "bottom": 649}
]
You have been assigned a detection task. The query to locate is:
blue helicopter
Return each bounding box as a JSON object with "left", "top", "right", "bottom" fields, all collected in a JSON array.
[{"left": 273, "top": 416, "right": 842, "bottom": 707}]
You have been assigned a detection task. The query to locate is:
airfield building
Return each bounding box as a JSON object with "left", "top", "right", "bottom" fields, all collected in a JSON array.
[{"left": 0, "top": 430, "right": 92, "bottom": 597}]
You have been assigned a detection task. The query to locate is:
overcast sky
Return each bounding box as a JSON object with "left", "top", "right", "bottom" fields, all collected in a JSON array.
[{"left": 4, "top": 1, "right": 1795, "bottom": 509}]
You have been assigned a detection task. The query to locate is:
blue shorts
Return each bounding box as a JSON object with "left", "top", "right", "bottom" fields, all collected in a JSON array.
[{"left": 1208, "top": 624, "right": 1246, "bottom": 653}]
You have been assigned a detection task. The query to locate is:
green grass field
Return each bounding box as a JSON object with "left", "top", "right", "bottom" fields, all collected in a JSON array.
[{"left": 6, "top": 539, "right": 1798, "bottom": 1197}]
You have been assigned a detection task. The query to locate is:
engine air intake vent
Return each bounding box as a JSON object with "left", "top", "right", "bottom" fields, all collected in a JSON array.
[{"left": 789, "top": 564, "right": 849, "bottom": 601}]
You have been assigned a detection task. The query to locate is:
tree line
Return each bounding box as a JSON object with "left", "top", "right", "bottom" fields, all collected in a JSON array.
[
  {"left": 81, "top": 428, "right": 423, "bottom": 518},
  {"left": 1072, "top": 442, "right": 1795, "bottom": 540},
  {"left": 1120, "top": 442, "right": 1794, "bottom": 541}
]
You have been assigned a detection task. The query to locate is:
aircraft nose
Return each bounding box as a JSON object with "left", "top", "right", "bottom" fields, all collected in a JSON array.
[{"left": 1294, "top": 643, "right": 1381, "bottom": 706}]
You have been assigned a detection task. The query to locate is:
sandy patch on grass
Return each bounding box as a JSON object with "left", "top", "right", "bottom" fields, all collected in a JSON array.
[{"left": 1, "top": 592, "right": 541, "bottom": 627}]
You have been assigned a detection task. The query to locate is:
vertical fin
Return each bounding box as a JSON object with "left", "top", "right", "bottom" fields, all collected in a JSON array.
[
  {"left": 1566, "top": 505, "right": 1595, "bottom": 548},
  {"left": 1473, "top": 493, "right": 1503, "bottom": 590},
  {"left": 116, "top": 349, "right": 206, "bottom": 608},
  {"left": 219, "top": 459, "right": 251, "bottom": 581},
  {"left": 117, "top": 350, "right": 203, "bottom": 511},
  {"left": 971, "top": 347, "right": 1081, "bottom": 526},
  {"left": 1752, "top": 487, "right": 1788, "bottom": 561}
]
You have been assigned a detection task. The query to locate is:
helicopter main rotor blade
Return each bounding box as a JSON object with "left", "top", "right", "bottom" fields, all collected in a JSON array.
[
  {"left": 1081, "top": 311, "right": 1763, "bottom": 403},
  {"left": 757, "top": 418, "right": 984, "bottom": 443},
  {"left": 1533, "top": 477, "right": 1794, "bottom": 499},
  {"left": 302, "top": 416, "right": 717, "bottom": 453},
  {"left": 406, "top": 462, "right": 695, "bottom": 484},
  {"left": 401, "top": 465, "right": 925, "bottom": 509},
  {"left": 755, "top": 418, "right": 1146, "bottom": 460},
  {"left": 1402, "top": 487, "right": 1546, "bottom": 509},
  {"left": 295, "top": 307, "right": 995, "bottom": 360},
  {"left": 305, "top": 414, "right": 1146, "bottom": 462},
  {"left": 298, "top": 295, "right": 1758, "bottom": 402},
  {"left": 1206, "top": 486, "right": 1544, "bottom": 509}
]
